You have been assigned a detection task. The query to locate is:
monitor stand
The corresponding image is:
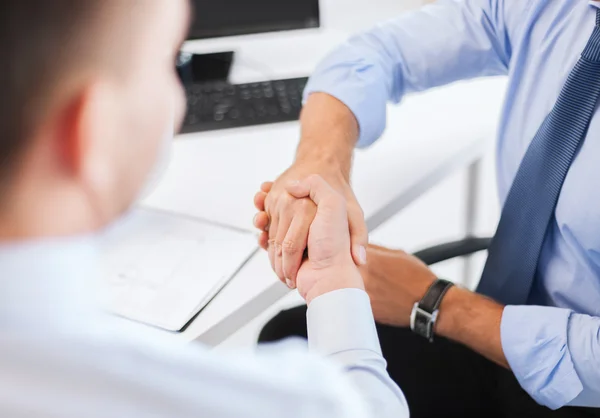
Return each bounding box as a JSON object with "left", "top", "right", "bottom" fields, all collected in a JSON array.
[{"left": 177, "top": 51, "right": 235, "bottom": 85}]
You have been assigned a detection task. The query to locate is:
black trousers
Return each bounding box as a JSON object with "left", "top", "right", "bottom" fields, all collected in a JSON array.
[{"left": 259, "top": 306, "right": 600, "bottom": 418}]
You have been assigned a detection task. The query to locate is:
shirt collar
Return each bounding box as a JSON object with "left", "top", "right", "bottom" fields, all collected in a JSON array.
[{"left": 0, "top": 235, "right": 105, "bottom": 332}]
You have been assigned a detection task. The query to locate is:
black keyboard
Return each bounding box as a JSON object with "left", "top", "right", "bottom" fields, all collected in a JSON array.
[{"left": 181, "top": 77, "right": 308, "bottom": 134}]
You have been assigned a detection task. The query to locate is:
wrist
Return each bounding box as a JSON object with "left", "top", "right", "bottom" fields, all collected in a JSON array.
[
  {"left": 304, "top": 264, "right": 365, "bottom": 305},
  {"left": 432, "top": 285, "right": 463, "bottom": 338},
  {"left": 294, "top": 149, "right": 350, "bottom": 180},
  {"left": 410, "top": 279, "right": 455, "bottom": 341}
]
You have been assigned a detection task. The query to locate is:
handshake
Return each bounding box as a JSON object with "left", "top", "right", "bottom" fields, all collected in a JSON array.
[
  {"left": 252, "top": 162, "right": 437, "bottom": 324},
  {"left": 252, "top": 172, "right": 367, "bottom": 304}
]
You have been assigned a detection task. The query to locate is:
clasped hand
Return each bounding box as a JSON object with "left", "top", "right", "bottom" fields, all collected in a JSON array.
[
  {"left": 253, "top": 174, "right": 364, "bottom": 304},
  {"left": 254, "top": 172, "right": 437, "bottom": 324}
]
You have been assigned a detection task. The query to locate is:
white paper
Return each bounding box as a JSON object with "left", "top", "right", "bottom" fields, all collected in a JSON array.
[{"left": 99, "top": 208, "right": 258, "bottom": 332}]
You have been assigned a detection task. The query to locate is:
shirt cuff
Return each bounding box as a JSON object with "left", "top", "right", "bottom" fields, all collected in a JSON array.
[
  {"left": 501, "top": 305, "right": 583, "bottom": 409},
  {"left": 306, "top": 288, "right": 382, "bottom": 357},
  {"left": 303, "top": 50, "right": 389, "bottom": 148}
]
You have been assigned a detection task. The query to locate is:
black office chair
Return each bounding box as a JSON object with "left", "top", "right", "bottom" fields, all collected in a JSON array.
[{"left": 412, "top": 236, "right": 492, "bottom": 267}]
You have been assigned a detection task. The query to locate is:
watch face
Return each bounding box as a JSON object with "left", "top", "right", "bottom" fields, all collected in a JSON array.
[
  {"left": 415, "top": 313, "right": 431, "bottom": 338},
  {"left": 411, "top": 306, "right": 435, "bottom": 341}
]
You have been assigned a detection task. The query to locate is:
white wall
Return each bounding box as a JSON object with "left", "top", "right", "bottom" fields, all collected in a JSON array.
[{"left": 323, "top": 0, "right": 424, "bottom": 31}]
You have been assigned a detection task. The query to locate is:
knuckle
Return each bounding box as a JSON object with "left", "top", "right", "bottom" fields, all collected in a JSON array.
[
  {"left": 279, "top": 193, "right": 294, "bottom": 207},
  {"left": 264, "top": 194, "right": 275, "bottom": 210},
  {"left": 282, "top": 240, "right": 301, "bottom": 255},
  {"left": 297, "top": 198, "right": 315, "bottom": 212}
]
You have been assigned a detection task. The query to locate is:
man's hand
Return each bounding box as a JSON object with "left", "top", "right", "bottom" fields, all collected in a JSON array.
[
  {"left": 252, "top": 93, "right": 368, "bottom": 288},
  {"left": 361, "top": 244, "right": 508, "bottom": 368},
  {"left": 284, "top": 175, "right": 364, "bottom": 304},
  {"left": 254, "top": 168, "right": 367, "bottom": 287}
]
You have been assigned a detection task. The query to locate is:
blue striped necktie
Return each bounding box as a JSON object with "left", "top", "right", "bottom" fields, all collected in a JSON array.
[{"left": 477, "top": 9, "right": 600, "bottom": 305}]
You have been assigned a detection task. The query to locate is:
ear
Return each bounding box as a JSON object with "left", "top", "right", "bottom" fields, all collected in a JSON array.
[{"left": 74, "top": 81, "right": 120, "bottom": 196}]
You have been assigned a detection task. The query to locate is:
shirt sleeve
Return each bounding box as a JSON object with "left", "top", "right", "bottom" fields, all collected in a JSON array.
[
  {"left": 80, "top": 289, "right": 409, "bottom": 418},
  {"left": 307, "top": 289, "right": 408, "bottom": 418},
  {"left": 501, "top": 305, "right": 600, "bottom": 409},
  {"left": 304, "top": 0, "right": 515, "bottom": 148}
]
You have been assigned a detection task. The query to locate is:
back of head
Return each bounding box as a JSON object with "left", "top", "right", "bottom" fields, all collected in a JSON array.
[
  {"left": 0, "top": 1, "right": 109, "bottom": 179},
  {"left": 0, "top": 1, "right": 189, "bottom": 239}
]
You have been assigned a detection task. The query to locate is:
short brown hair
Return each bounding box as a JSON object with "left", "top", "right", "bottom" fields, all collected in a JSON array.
[{"left": 0, "top": 1, "right": 132, "bottom": 179}]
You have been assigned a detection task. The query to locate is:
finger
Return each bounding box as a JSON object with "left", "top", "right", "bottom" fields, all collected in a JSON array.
[
  {"left": 268, "top": 213, "right": 279, "bottom": 275},
  {"left": 282, "top": 199, "right": 315, "bottom": 284},
  {"left": 286, "top": 175, "right": 338, "bottom": 206},
  {"left": 258, "top": 231, "right": 269, "bottom": 251},
  {"left": 253, "top": 211, "right": 270, "bottom": 232},
  {"left": 261, "top": 181, "right": 274, "bottom": 193},
  {"left": 254, "top": 191, "right": 268, "bottom": 212},
  {"left": 348, "top": 204, "right": 369, "bottom": 266},
  {"left": 274, "top": 210, "right": 294, "bottom": 282}
]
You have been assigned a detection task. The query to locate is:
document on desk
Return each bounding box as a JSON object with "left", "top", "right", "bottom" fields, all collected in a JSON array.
[{"left": 99, "top": 208, "right": 258, "bottom": 332}]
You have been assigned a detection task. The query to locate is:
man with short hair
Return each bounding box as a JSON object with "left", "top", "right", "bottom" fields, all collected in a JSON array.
[
  {"left": 0, "top": 1, "right": 408, "bottom": 416},
  {"left": 254, "top": 0, "right": 600, "bottom": 417}
]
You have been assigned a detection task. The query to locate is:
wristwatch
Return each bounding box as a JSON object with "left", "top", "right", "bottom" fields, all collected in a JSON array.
[{"left": 410, "top": 279, "right": 454, "bottom": 342}]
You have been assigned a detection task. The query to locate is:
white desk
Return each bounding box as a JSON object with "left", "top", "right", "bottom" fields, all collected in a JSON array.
[{"left": 141, "top": 0, "right": 508, "bottom": 345}]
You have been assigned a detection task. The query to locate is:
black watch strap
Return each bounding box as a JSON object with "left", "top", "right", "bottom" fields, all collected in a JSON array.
[{"left": 410, "top": 279, "right": 454, "bottom": 342}]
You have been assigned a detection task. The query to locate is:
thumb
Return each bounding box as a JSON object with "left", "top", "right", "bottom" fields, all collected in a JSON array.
[
  {"left": 348, "top": 205, "right": 369, "bottom": 266},
  {"left": 285, "top": 175, "right": 336, "bottom": 206}
]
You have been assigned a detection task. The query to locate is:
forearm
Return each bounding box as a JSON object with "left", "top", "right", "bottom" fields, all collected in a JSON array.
[
  {"left": 301, "top": 0, "right": 511, "bottom": 149},
  {"left": 435, "top": 286, "right": 508, "bottom": 368},
  {"left": 366, "top": 247, "right": 600, "bottom": 409},
  {"left": 365, "top": 245, "right": 509, "bottom": 367},
  {"left": 295, "top": 93, "right": 359, "bottom": 181}
]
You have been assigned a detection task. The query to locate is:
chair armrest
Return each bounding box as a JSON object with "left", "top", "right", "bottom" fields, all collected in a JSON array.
[{"left": 413, "top": 237, "right": 492, "bottom": 266}]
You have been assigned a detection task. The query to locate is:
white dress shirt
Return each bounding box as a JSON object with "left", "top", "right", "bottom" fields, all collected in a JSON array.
[{"left": 0, "top": 236, "right": 408, "bottom": 417}]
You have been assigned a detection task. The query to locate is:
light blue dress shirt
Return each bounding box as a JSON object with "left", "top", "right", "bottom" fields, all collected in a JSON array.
[
  {"left": 0, "top": 237, "right": 407, "bottom": 417},
  {"left": 304, "top": 0, "right": 600, "bottom": 410}
]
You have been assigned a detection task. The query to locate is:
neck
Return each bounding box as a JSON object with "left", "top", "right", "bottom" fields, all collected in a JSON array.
[{"left": 0, "top": 177, "right": 100, "bottom": 242}]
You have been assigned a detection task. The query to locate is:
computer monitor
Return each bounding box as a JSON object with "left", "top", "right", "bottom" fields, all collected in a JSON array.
[{"left": 188, "top": 0, "right": 320, "bottom": 40}]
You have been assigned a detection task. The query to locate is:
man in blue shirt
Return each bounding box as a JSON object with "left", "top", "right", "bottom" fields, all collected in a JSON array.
[{"left": 253, "top": 1, "right": 600, "bottom": 417}]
